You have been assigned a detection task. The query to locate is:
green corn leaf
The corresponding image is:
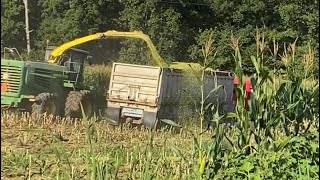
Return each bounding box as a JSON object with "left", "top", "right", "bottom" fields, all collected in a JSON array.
[
  {"left": 205, "top": 103, "right": 213, "bottom": 111},
  {"left": 251, "top": 56, "right": 260, "bottom": 74},
  {"left": 287, "top": 101, "right": 300, "bottom": 110},
  {"left": 160, "top": 119, "right": 183, "bottom": 128},
  {"left": 167, "top": 141, "right": 189, "bottom": 162},
  {"left": 274, "top": 137, "right": 297, "bottom": 152},
  {"left": 211, "top": 111, "right": 225, "bottom": 124},
  {"left": 266, "top": 117, "right": 280, "bottom": 129},
  {"left": 205, "top": 85, "right": 223, "bottom": 101},
  {"left": 276, "top": 83, "right": 287, "bottom": 98},
  {"left": 227, "top": 113, "right": 238, "bottom": 118},
  {"left": 240, "top": 161, "right": 254, "bottom": 172},
  {"left": 199, "top": 156, "right": 207, "bottom": 176}
]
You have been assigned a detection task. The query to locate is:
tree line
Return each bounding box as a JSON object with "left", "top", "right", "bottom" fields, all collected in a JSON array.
[{"left": 1, "top": 0, "right": 319, "bottom": 73}]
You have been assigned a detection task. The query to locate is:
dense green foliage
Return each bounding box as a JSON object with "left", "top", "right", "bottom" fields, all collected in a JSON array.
[{"left": 1, "top": 0, "right": 318, "bottom": 72}]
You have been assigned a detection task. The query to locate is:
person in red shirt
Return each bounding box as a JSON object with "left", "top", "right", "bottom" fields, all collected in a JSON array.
[
  {"left": 232, "top": 75, "right": 253, "bottom": 111},
  {"left": 244, "top": 79, "right": 253, "bottom": 111}
]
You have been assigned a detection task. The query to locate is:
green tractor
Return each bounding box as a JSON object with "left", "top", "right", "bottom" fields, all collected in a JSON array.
[
  {"left": 1, "top": 30, "right": 169, "bottom": 119},
  {"left": 1, "top": 46, "right": 94, "bottom": 118}
]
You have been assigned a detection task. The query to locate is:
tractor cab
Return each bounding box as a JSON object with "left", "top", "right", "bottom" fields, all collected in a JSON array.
[
  {"left": 45, "top": 46, "right": 91, "bottom": 84},
  {"left": 45, "top": 46, "right": 89, "bottom": 64}
]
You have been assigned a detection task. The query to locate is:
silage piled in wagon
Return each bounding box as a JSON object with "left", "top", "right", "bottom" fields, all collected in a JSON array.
[{"left": 168, "top": 62, "right": 234, "bottom": 121}]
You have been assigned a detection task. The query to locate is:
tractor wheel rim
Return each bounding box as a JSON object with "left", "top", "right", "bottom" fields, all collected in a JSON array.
[{"left": 45, "top": 101, "right": 57, "bottom": 115}]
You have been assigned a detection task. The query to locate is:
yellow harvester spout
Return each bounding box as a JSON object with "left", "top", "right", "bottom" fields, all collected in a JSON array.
[
  {"left": 47, "top": 30, "right": 168, "bottom": 67},
  {"left": 48, "top": 33, "right": 104, "bottom": 64}
]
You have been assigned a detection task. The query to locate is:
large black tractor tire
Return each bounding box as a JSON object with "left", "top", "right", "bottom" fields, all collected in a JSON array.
[
  {"left": 64, "top": 90, "right": 94, "bottom": 119},
  {"left": 31, "top": 93, "right": 61, "bottom": 116}
]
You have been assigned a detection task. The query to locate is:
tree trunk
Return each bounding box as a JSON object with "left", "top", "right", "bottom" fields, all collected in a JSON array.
[{"left": 23, "top": 0, "right": 31, "bottom": 55}]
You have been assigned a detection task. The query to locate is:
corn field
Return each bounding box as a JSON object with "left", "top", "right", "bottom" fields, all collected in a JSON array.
[{"left": 1, "top": 32, "right": 319, "bottom": 179}]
